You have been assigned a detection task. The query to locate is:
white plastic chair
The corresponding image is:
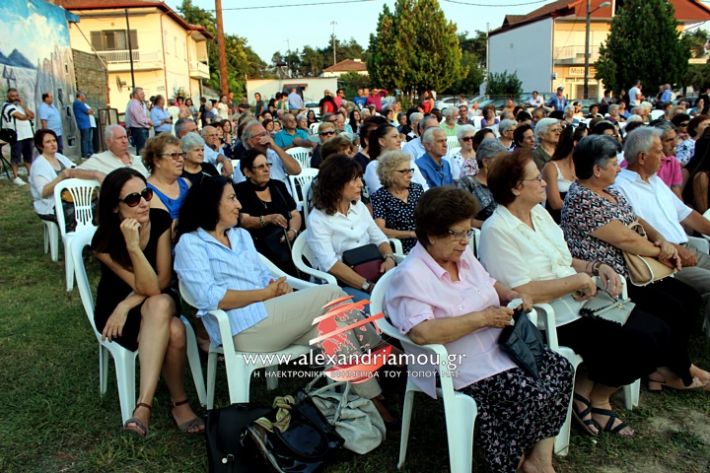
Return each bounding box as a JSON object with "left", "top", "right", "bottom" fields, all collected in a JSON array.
[
  {"left": 286, "top": 146, "right": 312, "bottom": 170},
  {"left": 469, "top": 228, "right": 481, "bottom": 257},
  {"left": 54, "top": 178, "right": 100, "bottom": 291},
  {"left": 71, "top": 227, "right": 206, "bottom": 423},
  {"left": 370, "top": 269, "right": 478, "bottom": 472},
  {"left": 179, "top": 254, "right": 322, "bottom": 409},
  {"left": 291, "top": 232, "right": 338, "bottom": 285},
  {"left": 309, "top": 122, "right": 320, "bottom": 135},
  {"left": 42, "top": 219, "right": 60, "bottom": 262},
  {"left": 532, "top": 277, "right": 640, "bottom": 456},
  {"left": 288, "top": 168, "right": 319, "bottom": 212}
]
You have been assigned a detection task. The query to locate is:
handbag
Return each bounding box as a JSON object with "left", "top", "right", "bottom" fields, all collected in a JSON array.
[
  {"left": 257, "top": 226, "right": 291, "bottom": 264},
  {"left": 246, "top": 394, "right": 343, "bottom": 473},
  {"left": 622, "top": 220, "right": 676, "bottom": 286},
  {"left": 579, "top": 289, "right": 636, "bottom": 326},
  {"left": 300, "top": 375, "right": 386, "bottom": 455},
  {"left": 204, "top": 403, "right": 272, "bottom": 473},
  {"left": 342, "top": 244, "right": 384, "bottom": 283},
  {"left": 498, "top": 308, "right": 547, "bottom": 379},
  {"left": 0, "top": 103, "right": 18, "bottom": 145}
]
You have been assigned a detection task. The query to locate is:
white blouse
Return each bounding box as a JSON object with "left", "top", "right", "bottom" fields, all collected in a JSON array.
[{"left": 29, "top": 154, "right": 75, "bottom": 216}]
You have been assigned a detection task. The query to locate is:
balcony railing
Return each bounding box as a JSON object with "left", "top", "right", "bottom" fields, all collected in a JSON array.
[
  {"left": 554, "top": 45, "right": 600, "bottom": 63},
  {"left": 96, "top": 49, "right": 162, "bottom": 64},
  {"left": 189, "top": 60, "right": 210, "bottom": 77}
]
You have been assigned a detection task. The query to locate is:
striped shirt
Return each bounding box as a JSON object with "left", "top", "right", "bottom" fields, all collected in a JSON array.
[{"left": 174, "top": 227, "right": 271, "bottom": 345}]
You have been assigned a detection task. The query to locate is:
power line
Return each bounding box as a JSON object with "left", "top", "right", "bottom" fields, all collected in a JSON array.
[
  {"left": 444, "top": 0, "right": 548, "bottom": 7},
  {"left": 213, "top": 0, "right": 375, "bottom": 11}
]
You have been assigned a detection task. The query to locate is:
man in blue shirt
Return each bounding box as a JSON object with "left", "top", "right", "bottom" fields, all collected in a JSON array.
[
  {"left": 274, "top": 113, "right": 313, "bottom": 150},
  {"left": 38, "top": 92, "right": 64, "bottom": 153},
  {"left": 287, "top": 88, "right": 304, "bottom": 112},
  {"left": 73, "top": 92, "right": 94, "bottom": 158},
  {"left": 353, "top": 88, "right": 367, "bottom": 109},
  {"left": 415, "top": 127, "right": 453, "bottom": 188},
  {"left": 547, "top": 86, "right": 568, "bottom": 113},
  {"left": 660, "top": 84, "right": 673, "bottom": 105}
]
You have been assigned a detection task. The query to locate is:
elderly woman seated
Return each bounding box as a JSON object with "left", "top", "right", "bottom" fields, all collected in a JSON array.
[
  {"left": 385, "top": 187, "right": 573, "bottom": 473},
  {"left": 457, "top": 138, "right": 507, "bottom": 228},
  {"left": 143, "top": 133, "right": 191, "bottom": 221},
  {"left": 561, "top": 135, "right": 710, "bottom": 391},
  {"left": 180, "top": 132, "right": 218, "bottom": 186},
  {"left": 307, "top": 155, "right": 396, "bottom": 301},
  {"left": 478, "top": 148, "right": 689, "bottom": 438},
  {"left": 449, "top": 124, "right": 478, "bottom": 182},
  {"left": 370, "top": 150, "right": 424, "bottom": 253},
  {"left": 174, "top": 175, "right": 393, "bottom": 419}
]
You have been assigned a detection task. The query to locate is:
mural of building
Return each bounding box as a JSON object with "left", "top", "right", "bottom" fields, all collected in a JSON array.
[
  {"left": 0, "top": 0, "right": 80, "bottom": 152},
  {"left": 56, "top": 0, "right": 212, "bottom": 110}
]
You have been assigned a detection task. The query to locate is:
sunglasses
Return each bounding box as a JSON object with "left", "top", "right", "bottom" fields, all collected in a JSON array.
[
  {"left": 120, "top": 187, "right": 153, "bottom": 207},
  {"left": 319, "top": 131, "right": 336, "bottom": 136},
  {"left": 161, "top": 152, "right": 185, "bottom": 161},
  {"left": 461, "top": 136, "right": 475, "bottom": 142}
]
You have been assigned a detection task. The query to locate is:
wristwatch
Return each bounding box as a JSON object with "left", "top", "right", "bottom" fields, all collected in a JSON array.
[{"left": 361, "top": 280, "right": 372, "bottom": 293}]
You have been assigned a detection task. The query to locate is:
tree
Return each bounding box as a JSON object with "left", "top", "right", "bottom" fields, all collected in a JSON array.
[
  {"left": 367, "top": 0, "right": 465, "bottom": 96},
  {"left": 685, "top": 29, "right": 709, "bottom": 59},
  {"left": 443, "top": 31, "right": 487, "bottom": 95},
  {"left": 270, "top": 38, "right": 367, "bottom": 77},
  {"left": 595, "top": 0, "right": 689, "bottom": 94},
  {"left": 486, "top": 71, "right": 522, "bottom": 99},
  {"left": 177, "top": 0, "right": 268, "bottom": 96},
  {"left": 338, "top": 72, "right": 371, "bottom": 99}
]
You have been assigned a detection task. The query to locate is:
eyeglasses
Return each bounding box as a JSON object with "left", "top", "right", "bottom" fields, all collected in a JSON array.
[
  {"left": 160, "top": 152, "right": 185, "bottom": 161},
  {"left": 522, "top": 175, "right": 544, "bottom": 183},
  {"left": 119, "top": 187, "right": 153, "bottom": 207},
  {"left": 252, "top": 163, "right": 273, "bottom": 171},
  {"left": 447, "top": 228, "right": 475, "bottom": 240},
  {"left": 460, "top": 136, "right": 475, "bottom": 142},
  {"left": 319, "top": 131, "right": 336, "bottom": 136},
  {"left": 396, "top": 168, "right": 415, "bottom": 174}
]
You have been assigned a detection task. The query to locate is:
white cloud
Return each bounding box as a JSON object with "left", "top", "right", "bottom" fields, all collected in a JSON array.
[{"left": 0, "top": 10, "right": 70, "bottom": 65}]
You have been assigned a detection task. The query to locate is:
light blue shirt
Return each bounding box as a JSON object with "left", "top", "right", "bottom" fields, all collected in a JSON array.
[
  {"left": 174, "top": 227, "right": 272, "bottom": 345},
  {"left": 415, "top": 152, "right": 453, "bottom": 188},
  {"left": 274, "top": 128, "right": 309, "bottom": 148},
  {"left": 150, "top": 106, "right": 173, "bottom": 133},
  {"left": 38, "top": 103, "right": 63, "bottom": 136},
  {"left": 287, "top": 92, "right": 304, "bottom": 110}
]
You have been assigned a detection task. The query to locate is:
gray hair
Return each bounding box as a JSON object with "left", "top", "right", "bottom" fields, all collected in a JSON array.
[
  {"left": 498, "top": 119, "right": 517, "bottom": 134},
  {"left": 534, "top": 118, "right": 560, "bottom": 142},
  {"left": 175, "top": 117, "right": 196, "bottom": 137},
  {"left": 456, "top": 124, "right": 476, "bottom": 141},
  {"left": 627, "top": 114, "right": 643, "bottom": 123},
  {"left": 240, "top": 120, "right": 262, "bottom": 144},
  {"left": 476, "top": 138, "right": 507, "bottom": 163},
  {"left": 377, "top": 150, "right": 412, "bottom": 188},
  {"left": 422, "top": 126, "right": 444, "bottom": 145},
  {"left": 444, "top": 107, "right": 458, "bottom": 119},
  {"left": 131, "top": 87, "right": 143, "bottom": 97},
  {"left": 296, "top": 113, "right": 307, "bottom": 123},
  {"left": 608, "top": 104, "right": 619, "bottom": 114},
  {"left": 409, "top": 112, "right": 423, "bottom": 125},
  {"left": 200, "top": 125, "right": 215, "bottom": 138},
  {"left": 181, "top": 131, "right": 205, "bottom": 151},
  {"left": 654, "top": 122, "right": 675, "bottom": 137},
  {"left": 104, "top": 124, "right": 125, "bottom": 142},
  {"left": 623, "top": 127, "right": 662, "bottom": 165},
  {"left": 573, "top": 135, "right": 620, "bottom": 179}
]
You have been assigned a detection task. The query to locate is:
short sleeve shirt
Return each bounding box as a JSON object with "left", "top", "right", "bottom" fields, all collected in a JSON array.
[
  {"left": 371, "top": 183, "right": 423, "bottom": 253},
  {"left": 561, "top": 182, "right": 635, "bottom": 276}
]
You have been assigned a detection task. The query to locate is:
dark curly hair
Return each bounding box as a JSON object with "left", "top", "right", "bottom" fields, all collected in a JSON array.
[
  {"left": 312, "top": 154, "right": 363, "bottom": 215},
  {"left": 177, "top": 175, "right": 233, "bottom": 237},
  {"left": 33, "top": 128, "right": 58, "bottom": 152},
  {"left": 414, "top": 187, "right": 479, "bottom": 247}
]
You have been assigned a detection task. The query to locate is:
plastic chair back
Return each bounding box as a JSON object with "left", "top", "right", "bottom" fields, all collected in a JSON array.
[
  {"left": 53, "top": 178, "right": 100, "bottom": 238},
  {"left": 291, "top": 232, "right": 337, "bottom": 285},
  {"left": 288, "top": 168, "right": 319, "bottom": 208},
  {"left": 286, "top": 146, "right": 312, "bottom": 170}
]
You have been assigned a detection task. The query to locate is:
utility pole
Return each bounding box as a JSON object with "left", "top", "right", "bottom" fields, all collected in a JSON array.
[
  {"left": 215, "top": 0, "right": 228, "bottom": 96},
  {"left": 330, "top": 21, "right": 337, "bottom": 65},
  {"left": 124, "top": 9, "right": 135, "bottom": 89}
]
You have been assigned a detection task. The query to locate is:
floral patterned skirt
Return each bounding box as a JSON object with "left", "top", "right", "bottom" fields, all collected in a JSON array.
[{"left": 460, "top": 350, "right": 573, "bottom": 473}]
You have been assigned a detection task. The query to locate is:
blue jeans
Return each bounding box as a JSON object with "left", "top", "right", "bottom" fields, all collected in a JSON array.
[
  {"left": 56, "top": 135, "right": 64, "bottom": 154},
  {"left": 343, "top": 286, "right": 371, "bottom": 305},
  {"left": 79, "top": 128, "right": 93, "bottom": 157},
  {"left": 130, "top": 127, "right": 149, "bottom": 155}
]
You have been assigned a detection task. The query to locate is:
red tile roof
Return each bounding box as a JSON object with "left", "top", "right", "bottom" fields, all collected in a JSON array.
[
  {"left": 322, "top": 59, "right": 368, "bottom": 73},
  {"left": 55, "top": 0, "right": 213, "bottom": 38}
]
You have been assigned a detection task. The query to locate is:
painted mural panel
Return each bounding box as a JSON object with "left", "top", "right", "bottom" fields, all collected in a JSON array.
[{"left": 0, "top": 0, "right": 78, "bottom": 145}]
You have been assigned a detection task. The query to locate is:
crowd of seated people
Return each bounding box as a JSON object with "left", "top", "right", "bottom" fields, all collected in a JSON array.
[{"left": 21, "top": 86, "right": 710, "bottom": 472}]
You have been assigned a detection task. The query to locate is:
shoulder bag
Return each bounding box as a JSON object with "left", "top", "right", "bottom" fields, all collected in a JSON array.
[
  {"left": 497, "top": 308, "right": 547, "bottom": 379},
  {"left": 342, "top": 244, "right": 384, "bottom": 284},
  {"left": 579, "top": 289, "right": 636, "bottom": 326},
  {"left": 0, "top": 103, "right": 18, "bottom": 145},
  {"left": 622, "top": 220, "right": 676, "bottom": 286}
]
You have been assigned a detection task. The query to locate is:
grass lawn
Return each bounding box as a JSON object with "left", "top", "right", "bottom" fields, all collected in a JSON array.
[{"left": 0, "top": 181, "right": 708, "bottom": 473}]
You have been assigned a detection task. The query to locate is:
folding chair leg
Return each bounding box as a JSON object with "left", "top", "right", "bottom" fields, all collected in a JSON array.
[
  {"left": 48, "top": 222, "right": 59, "bottom": 262},
  {"left": 397, "top": 387, "right": 416, "bottom": 470},
  {"left": 227, "top": 362, "right": 251, "bottom": 404},
  {"left": 554, "top": 347, "right": 581, "bottom": 456},
  {"left": 43, "top": 224, "right": 49, "bottom": 254},
  {"left": 443, "top": 395, "right": 476, "bottom": 473},
  {"left": 181, "top": 316, "right": 206, "bottom": 407},
  {"left": 114, "top": 352, "right": 136, "bottom": 424},
  {"left": 64, "top": 243, "right": 75, "bottom": 291},
  {"left": 99, "top": 345, "right": 109, "bottom": 395},
  {"left": 206, "top": 352, "right": 218, "bottom": 410},
  {"left": 623, "top": 379, "right": 640, "bottom": 411}
]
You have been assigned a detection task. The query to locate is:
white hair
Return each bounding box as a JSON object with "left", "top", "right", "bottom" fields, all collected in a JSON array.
[{"left": 422, "top": 126, "right": 444, "bottom": 144}]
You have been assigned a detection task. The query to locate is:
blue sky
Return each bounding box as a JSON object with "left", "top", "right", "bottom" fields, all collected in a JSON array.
[{"left": 165, "top": 0, "right": 557, "bottom": 63}]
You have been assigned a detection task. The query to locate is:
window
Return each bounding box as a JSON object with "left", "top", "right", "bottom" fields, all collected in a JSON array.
[{"left": 90, "top": 30, "right": 138, "bottom": 51}]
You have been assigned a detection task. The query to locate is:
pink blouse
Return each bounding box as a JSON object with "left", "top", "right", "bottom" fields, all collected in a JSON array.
[{"left": 384, "top": 243, "right": 516, "bottom": 397}]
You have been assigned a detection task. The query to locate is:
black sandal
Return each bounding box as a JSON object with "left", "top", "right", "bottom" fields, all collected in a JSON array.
[
  {"left": 169, "top": 399, "right": 205, "bottom": 434},
  {"left": 571, "top": 393, "right": 598, "bottom": 436},
  {"left": 590, "top": 407, "right": 634, "bottom": 437},
  {"left": 123, "top": 402, "right": 152, "bottom": 438}
]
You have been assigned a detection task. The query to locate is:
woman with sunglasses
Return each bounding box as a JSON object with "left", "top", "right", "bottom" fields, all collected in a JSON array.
[
  {"left": 92, "top": 168, "right": 203, "bottom": 437},
  {"left": 370, "top": 151, "right": 424, "bottom": 253},
  {"left": 451, "top": 124, "right": 478, "bottom": 181},
  {"left": 234, "top": 149, "right": 301, "bottom": 275},
  {"left": 143, "top": 133, "right": 191, "bottom": 223},
  {"left": 309, "top": 121, "right": 337, "bottom": 168}
]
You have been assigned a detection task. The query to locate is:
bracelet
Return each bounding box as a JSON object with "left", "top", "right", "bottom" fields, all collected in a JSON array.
[
  {"left": 383, "top": 253, "right": 395, "bottom": 261},
  {"left": 591, "top": 261, "right": 602, "bottom": 276},
  {"left": 259, "top": 216, "right": 265, "bottom": 227}
]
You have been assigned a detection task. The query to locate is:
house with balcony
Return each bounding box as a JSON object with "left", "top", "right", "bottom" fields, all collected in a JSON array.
[
  {"left": 487, "top": 0, "right": 710, "bottom": 100},
  {"left": 56, "top": 0, "right": 211, "bottom": 108}
]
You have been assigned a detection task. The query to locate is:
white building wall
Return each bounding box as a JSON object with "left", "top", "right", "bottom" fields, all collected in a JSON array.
[{"left": 488, "top": 18, "right": 554, "bottom": 94}]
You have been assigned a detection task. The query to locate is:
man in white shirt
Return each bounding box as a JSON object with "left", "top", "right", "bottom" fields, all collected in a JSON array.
[
  {"left": 528, "top": 90, "right": 544, "bottom": 108},
  {"left": 628, "top": 80, "right": 642, "bottom": 107},
  {"left": 2, "top": 88, "right": 35, "bottom": 186},
  {"left": 201, "top": 125, "right": 234, "bottom": 179},
  {"left": 615, "top": 127, "right": 710, "bottom": 323},
  {"left": 241, "top": 120, "right": 301, "bottom": 190},
  {"left": 78, "top": 124, "right": 147, "bottom": 177}
]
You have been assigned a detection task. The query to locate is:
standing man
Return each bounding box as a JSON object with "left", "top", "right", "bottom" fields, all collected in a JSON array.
[
  {"left": 415, "top": 127, "right": 453, "bottom": 188},
  {"left": 334, "top": 88, "right": 346, "bottom": 109},
  {"left": 125, "top": 87, "right": 151, "bottom": 155},
  {"left": 528, "top": 91, "right": 544, "bottom": 108},
  {"left": 547, "top": 86, "right": 568, "bottom": 113},
  {"left": 628, "top": 80, "right": 642, "bottom": 107},
  {"left": 287, "top": 88, "right": 304, "bottom": 112},
  {"left": 366, "top": 88, "right": 388, "bottom": 113},
  {"left": 73, "top": 92, "right": 94, "bottom": 158},
  {"left": 353, "top": 88, "right": 367, "bottom": 110},
  {"left": 38, "top": 92, "right": 64, "bottom": 154},
  {"left": 1, "top": 88, "right": 34, "bottom": 185}
]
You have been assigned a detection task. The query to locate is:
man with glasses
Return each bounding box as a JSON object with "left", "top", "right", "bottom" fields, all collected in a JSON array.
[
  {"left": 274, "top": 113, "right": 313, "bottom": 150},
  {"left": 201, "top": 125, "right": 234, "bottom": 179},
  {"left": 78, "top": 124, "right": 146, "bottom": 177},
  {"left": 309, "top": 121, "right": 338, "bottom": 168},
  {"left": 242, "top": 120, "right": 301, "bottom": 190},
  {"left": 457, "top": 104, "right": 473, "bottom": 126}
]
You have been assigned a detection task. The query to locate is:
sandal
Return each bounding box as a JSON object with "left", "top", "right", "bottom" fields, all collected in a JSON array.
[
  {"left": 590, "top": 407, "right": 634, "bottom": 437},
  {"left": 123, "top": 402, "right": 152, "bottom": 438},
  {"left": 571, "top": 393, "right": 598, "bottom": 436},
  {"left": 169, "top": 399, "right": 205, "bottom": 434}
]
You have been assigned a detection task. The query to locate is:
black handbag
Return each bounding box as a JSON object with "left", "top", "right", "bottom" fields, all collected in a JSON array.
[
  {"left": 498, "top": 308, "right": 547, "bottom": 379},
  {"left": 0, "top": 103, "right": 18, "bottom": 145},
  {"left": 342, "top": 244, "right": 384, "bottom": 283},
  {"left": 204, "top": 403, "right": 272, "bottom": 473},
  {"left": 245, "top": 394, "right": 343, "bottom": 473}
]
